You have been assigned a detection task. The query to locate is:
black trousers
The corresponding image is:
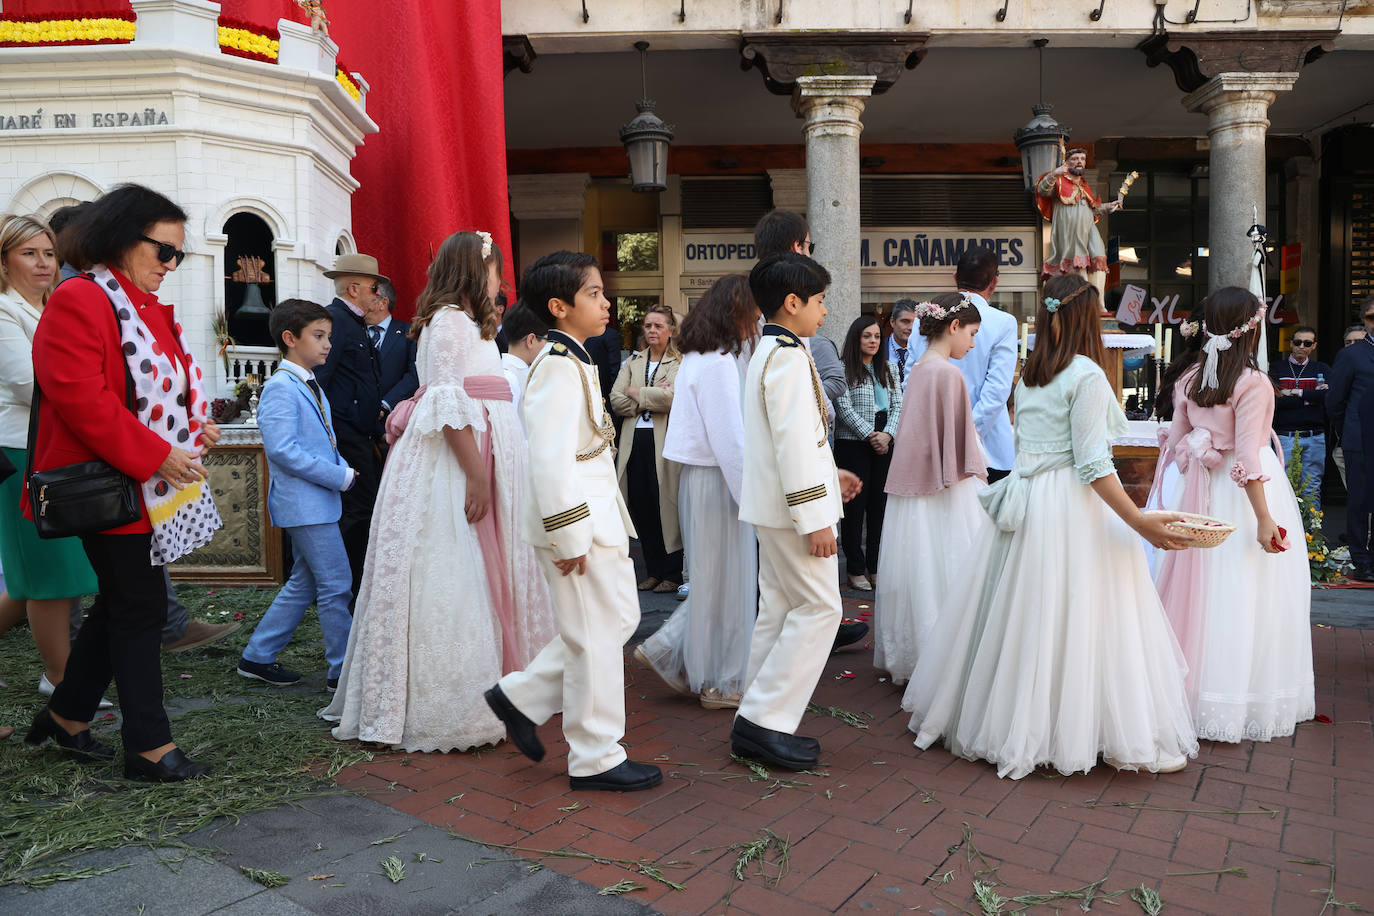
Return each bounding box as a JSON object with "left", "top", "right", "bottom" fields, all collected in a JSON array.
[
  {"left": 1346, "top": 449, "right": 1372, "bottom": 567},
  {"left": 834, "top": 438, "right": 892, "bottom": 576},
  {"left": 627, "top": 426, "right": 682, "bottom": 582},
  {"left": 51, "top": 532, "right": 172, "bottom": 752},
  {"left": 336, "top": 433, "right": 379, "bottom": 605}
]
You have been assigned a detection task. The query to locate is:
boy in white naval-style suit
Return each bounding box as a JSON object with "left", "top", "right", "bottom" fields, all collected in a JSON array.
[
  {"left": 484, "top": 252, "right": 663, "bottom": 793},
  {"left": 733, "top": 252, "right": 844, "bottom": 771}
]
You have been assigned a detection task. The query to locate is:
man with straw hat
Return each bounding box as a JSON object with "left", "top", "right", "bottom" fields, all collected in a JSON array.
[{"left": 316, "top": 252, "right": 389, "bottom": 608}]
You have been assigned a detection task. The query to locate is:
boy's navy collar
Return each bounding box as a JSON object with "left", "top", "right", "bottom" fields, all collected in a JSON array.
[
  {"left": 762, "top": 323, "right": 801, "bottom": 345},
  {"left": 546, "top": 329, "right": 593, "bottom": 364}
]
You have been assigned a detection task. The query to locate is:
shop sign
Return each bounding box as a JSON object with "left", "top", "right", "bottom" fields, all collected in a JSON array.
[
  {"left": 0, "top": 106, "right": 171, "bottom": 131},
  {"left": 682, "top": 228, "right": 1037, "bottom": 275},
  {"left": 860, "top": 229, "right": 1033, "bottom": 273}
]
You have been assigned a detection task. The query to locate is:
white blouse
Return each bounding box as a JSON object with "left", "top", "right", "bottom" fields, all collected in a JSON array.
[
  {"left": 0, "top": 288, "right": 42, "bottom": 450},
  {"left": 662, "top": 349, "right": 746, "bottom": 505}
]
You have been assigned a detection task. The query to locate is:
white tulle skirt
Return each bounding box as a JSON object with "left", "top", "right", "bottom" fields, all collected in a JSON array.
[
  {"left": 1156, "top": 446, "right": 1314, "bottom": 742},
  {"left": 638, "top": 465, "right": 757, "bottom": 696},
  {"left": 874, "top": 477, "right": 987, "bottom": 685},
  {"left": 903, "top": 464, "right": 1199, "bottom": 779}
]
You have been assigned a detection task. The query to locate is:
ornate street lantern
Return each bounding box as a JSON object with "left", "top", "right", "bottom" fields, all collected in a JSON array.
[
  {"left": 619, "top": 41, "right": 674, "bottom": 192},
  {"left": 1012, "top": 39, "right": 1071, "bottom": 201}
]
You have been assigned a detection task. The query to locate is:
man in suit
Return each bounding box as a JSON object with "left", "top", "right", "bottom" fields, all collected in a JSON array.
[
  {"left": 315, "top": 253, "right": 387, "bottom": 607},
  {"left": 1327, "top": 303, "right": 1374, "bottom": 581},
  {"left": 367, "top": 279, "right": 419, "bottom": 416},
  {"left": 905, "top": 246, "right": 1018, "bottom": 483}
]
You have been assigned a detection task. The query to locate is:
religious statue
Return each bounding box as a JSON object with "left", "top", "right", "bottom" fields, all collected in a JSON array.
[
  {"left": 1035, "top": 147, "right": 1121, "bottom": 298},
  {"left": 295, "top": 0, "right": 330, "bottom": 37}
]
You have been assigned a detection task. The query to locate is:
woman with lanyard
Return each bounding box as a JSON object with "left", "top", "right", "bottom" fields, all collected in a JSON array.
[{"left": 611, "top": 305, "right": 683, "bottom": 593}]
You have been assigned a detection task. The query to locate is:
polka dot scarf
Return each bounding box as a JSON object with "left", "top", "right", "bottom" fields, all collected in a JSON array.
[{"left": 91, "top": 265, "right": 222, "bottom": 565}]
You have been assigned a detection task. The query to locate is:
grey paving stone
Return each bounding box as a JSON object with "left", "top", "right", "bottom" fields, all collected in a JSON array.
[
  {"left": 208, "top": 892, "right": 315, "bottom": 915},
  {"left": 459, "top": 866, "right": 658, "bottom": 915},
  {"left": 0, "top": 847, "right": 260, "bottom": 916}
]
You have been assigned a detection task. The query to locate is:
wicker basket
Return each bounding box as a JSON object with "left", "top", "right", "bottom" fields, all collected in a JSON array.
[{"left": 1142, "top": 510, "right": 1236, "bottom": 549}]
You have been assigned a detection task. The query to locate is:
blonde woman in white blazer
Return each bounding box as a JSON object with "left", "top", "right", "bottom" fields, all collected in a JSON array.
[
  {"left": 0, "top": 214, "right": 97, "bottom": 700},
  {"left": 610, "top": 305, "right": 683, "bottom": 592}
]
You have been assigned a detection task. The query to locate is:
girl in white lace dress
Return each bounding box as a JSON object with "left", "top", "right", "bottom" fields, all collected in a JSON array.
[
  {"left": 321, "top": 232, "right": 556, "bottom": 752},
  {"left": 903, "top": 276, "right": 1199, "bottom": 779}
]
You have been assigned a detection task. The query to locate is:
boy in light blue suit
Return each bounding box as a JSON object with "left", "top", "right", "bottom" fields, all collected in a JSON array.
[{"left": 239, "top": 299, "right": 356, "bottom": 689}]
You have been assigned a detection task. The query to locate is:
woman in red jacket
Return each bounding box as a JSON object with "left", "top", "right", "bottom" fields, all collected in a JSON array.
[{"left": 23, "top": 184, "right": 222, "bottom": 782}]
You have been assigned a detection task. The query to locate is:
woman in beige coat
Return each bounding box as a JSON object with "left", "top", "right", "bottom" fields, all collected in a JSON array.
[{"left": 611, "top": 305, "right": 683, "bottom": 592}]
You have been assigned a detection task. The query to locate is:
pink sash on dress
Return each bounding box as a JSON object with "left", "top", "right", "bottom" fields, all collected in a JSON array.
[
  {"left": 1153, "top": 428, "right": 1223, "bottom": 706},
  {"left": 463, "top": 375, "right": 522, "bottom": 674}
]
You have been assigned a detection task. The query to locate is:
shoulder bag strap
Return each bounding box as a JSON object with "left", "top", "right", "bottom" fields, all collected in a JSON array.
[{"left": 26, "top": 276, "right": 139, "bottom": 482}]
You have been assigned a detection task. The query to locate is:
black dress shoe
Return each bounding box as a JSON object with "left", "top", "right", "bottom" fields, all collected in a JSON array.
[
  {"left": 23, "top": 707, "right": 115, "bottom": 761},
  {"left": 484, "top": 685, "right": 544, "bottom": 762},
  {"left": 569, "top": 759, "right": 663, "bottom": 792},
  {"left": 832, "top": 620, "right": 869, "bottom": 652},
  {"left": 730, "top": 715, "right": 819, "bottom": 771},
  {"left": 124, "top": 747, "right": 210, "bottom": 782},
  {"left": 1351, "top": 564, "right": 1374, "bottom": 582}
]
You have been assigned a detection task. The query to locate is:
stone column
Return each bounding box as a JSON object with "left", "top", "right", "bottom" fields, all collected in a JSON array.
[
  {"left": 1183, "top": 73, "right": 1297, "bottom": 292},
  {"left": 507, "top": 173, "right": 591, "bottom": 276},
  {"left": 793, "top": 75, "right": 875, "bottom": 342}
]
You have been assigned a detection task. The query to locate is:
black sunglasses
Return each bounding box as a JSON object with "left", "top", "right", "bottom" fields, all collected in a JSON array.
[
  {"left": 807, "top": 241, "right": 816, "bottom": 255},
  {"left": 140, "top": 235, "right": 186, "bottom": 266},
  {"left": 1292, "top": 339, "right": 1316, "bottom": 346}
]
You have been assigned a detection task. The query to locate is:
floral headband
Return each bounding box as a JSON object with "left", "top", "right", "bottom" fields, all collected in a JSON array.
[
  {"left": 1043, "top": 285, "right": 1089, "bottom": 314},
  {"left": 475, "top": 230, "right": 493, "bottom": 260},
  {"left": 1198, "top": 303, "right": 1266, "bottom": 390},
  {"left": 912, "top": 291, "right": 974, "bottom": 321}
]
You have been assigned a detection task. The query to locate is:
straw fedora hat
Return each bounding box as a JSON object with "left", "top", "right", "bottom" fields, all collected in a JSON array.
[{"left": 323, "top": 252, "right": 390, "bottom": 283}]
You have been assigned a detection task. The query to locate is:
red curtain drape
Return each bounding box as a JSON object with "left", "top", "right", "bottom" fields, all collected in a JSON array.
[
  {"left": 7, "top": 0, "right": 512, "bottom": 322},
  {"left": 324, "top": 1, "right": 512, "bottom": 320}
]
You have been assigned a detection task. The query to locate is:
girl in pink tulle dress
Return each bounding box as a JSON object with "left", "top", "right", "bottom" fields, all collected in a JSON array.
[{"left": 1154, "top": 287, "right": 1314, "bottom": 743}]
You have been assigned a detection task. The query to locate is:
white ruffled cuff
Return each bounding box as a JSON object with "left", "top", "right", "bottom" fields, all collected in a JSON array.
[
  {"left": 405, "top": 383, "right": 487, "bottom": 439},
  {"left": 1076, "top": 455, "right": 1117, "bottom": 484}
]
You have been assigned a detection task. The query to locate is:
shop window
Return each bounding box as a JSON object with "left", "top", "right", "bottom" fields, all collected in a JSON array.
[
  {"left": 602, "top": 231, "right": 659, "bottom": 272},
  {"left": 224, "top": 212, "right": 277, "bottom": 347},
  {"left": 614, "top": 295, "right": 660, "bottom": 351},
  {"left": 1109, "top": 166, "right": 1283, "bottom": 340}
]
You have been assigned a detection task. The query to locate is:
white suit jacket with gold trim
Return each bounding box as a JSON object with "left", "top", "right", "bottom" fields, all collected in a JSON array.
[
  {"left": 520, "top": 331, "right": 636, "bottom": 559},
  {"left": 738, "top": 325, "right": 843, "bottom": 535}
]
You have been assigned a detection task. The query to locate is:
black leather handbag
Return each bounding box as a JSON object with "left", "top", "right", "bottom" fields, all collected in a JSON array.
[{"left": 25, "top": 296, "right": 142, "bottom": 539}]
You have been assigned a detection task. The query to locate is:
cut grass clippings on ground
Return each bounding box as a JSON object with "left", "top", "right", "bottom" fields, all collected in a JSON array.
[
  {"left": 1290, "top": 858, "right": 1366, "bottom": 915},
  {"left": 1071, "top": 798, "right": 1279, "bottom": 818},
  {"left": 598, "top": 879, "right": 646, "bottom": 895},
  {"left": 239, "top": 866, "right": 290, "bottom": 888},
  {"left": 806, "top": 702, "right": 873, "bottom": 729},
  {"left": 695, "top": 827, "right": 791, "bottom": 887},
  {"left": 0, "top": 586, "right": 376, "bottom": 889},
  {"left": 457, "top": 835, "right": 689, "bottom": 892},
  {"left": 379, "top": 856, "right": 405, "bottom": 883},
  {"left": 1131, "top": 884, "right": 1165, "bottom": 915}
]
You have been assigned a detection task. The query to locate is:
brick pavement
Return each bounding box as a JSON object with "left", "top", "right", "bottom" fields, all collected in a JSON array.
[{"left": 333, "top": 597, "right": 1374, "bottom": 915}]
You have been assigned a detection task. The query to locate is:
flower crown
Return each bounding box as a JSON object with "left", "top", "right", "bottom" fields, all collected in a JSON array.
[
  {"left": 1043, "top": 285, "right": 1089, "bottom": 314},
  {"left": 1179, "top": 320, "right": 1201, "bottom": 339},
  {"left": 1202, "top": 303, "right": 1265, "bottom": 341},
  {"left": 912, "top": 291, "right": 974, "bottom": 322},
  {"left": 1198, "top": 302, "right": 1267, "bottom": 390},
  {"left": 475, "top": 230, "right": 493, "bottom": 260}
]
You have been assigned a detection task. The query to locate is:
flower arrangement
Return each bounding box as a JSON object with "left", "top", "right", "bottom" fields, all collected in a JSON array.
[
  {"left": 0, "top": 11, "right": 136, "bottom": 47},
  {"left": 217, "top": 16, "right": 280, "bottom": 64},
  {"left": 335, "top": 61, "right": 361, "bottom": 102},
  {"left": 1288, "top": 436, "right": 1346, "bottom": 583}
]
